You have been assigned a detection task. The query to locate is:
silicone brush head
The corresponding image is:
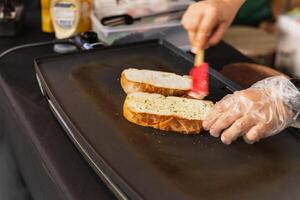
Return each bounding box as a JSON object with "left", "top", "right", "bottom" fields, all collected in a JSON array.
[{"left": 189, "top": 62, "right": 209, "bottom": 99}]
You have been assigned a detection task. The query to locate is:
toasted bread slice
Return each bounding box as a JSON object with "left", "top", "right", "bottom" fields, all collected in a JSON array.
[
  {"left": 121, "top": 68, "right": 192, "bottom": 96},
  {"left": 123, "top": 92, "right": 213, "bottom": 134}
]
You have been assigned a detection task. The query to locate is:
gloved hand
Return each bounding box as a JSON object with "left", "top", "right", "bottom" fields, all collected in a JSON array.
[
  {"left": 181, "top": 0, "right": 245, "bottom": 52},
  {"left": 203, "top": 76, "right": 300, "bottom": 144}
]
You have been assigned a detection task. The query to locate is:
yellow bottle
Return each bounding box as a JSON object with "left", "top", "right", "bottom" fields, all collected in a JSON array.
[
  {"left": 50, "top": 0, "right": 91, "bottom": 39},
  {"left": 41, "top": 0, "right": 54, "bottom": 32}
]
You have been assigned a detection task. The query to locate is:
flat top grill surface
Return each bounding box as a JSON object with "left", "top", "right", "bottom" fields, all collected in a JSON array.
[{"left": 35, "top": 40, "right": 300, "bottom": 200}]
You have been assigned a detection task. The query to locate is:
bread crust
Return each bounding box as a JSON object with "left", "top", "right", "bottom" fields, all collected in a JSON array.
[
  {"left": 123, "top": 98, "right": 204, "bottom": 134},
  {"left": 120, "top": 72, "right": 189, "bottom": 97}
]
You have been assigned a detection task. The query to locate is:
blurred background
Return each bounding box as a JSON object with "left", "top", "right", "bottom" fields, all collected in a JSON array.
[
  {"left": 40, "top": 0, "right": 300, "bottom": 78},
  {"left": 2, "top": 0, "right": 300, "bottom": 78}
]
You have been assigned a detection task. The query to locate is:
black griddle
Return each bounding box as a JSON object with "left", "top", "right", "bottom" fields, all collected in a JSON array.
[{"left": 35, "top": 40, "right": 300, "bottom": 200}]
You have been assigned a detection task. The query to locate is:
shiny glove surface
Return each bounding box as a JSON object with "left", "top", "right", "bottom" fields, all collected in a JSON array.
[{"left": 203, "top": 76, "right": 299, "bottom": 144}]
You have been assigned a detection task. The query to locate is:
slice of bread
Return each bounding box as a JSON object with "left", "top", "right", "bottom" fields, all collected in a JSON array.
[
  {"left": 120, "top": 68, "right": 192, "bottom": 96},
  {"left": 123, "top": 92, "right": 213, "bottom": 134}
]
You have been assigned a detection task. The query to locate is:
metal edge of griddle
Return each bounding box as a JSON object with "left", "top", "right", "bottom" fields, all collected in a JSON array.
[
  {"left": 47, "top": 99, "right": 128, "bottom": 200},
  {"left": 33, "top": 39, "right": 164, "bottom": 64},
  {"left": 34, "top": 61, "right": 144, "bottom": 200},
  {"left": 35, "top": 72, "right": 130, "bottom": 200}
]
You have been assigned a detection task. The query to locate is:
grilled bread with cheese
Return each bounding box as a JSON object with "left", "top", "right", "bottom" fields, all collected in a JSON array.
[
  {"left": 123, "top": 92, "right": 213, "bottom": 134},
  {"left": 120, "top": 68, "right": 192, "bottom": 97}
]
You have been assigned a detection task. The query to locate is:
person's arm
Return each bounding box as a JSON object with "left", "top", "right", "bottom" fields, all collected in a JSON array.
[
  {"left": 181, "top": 0, "right": 245, "bottom": 52},
  {"left": 202, "top": 76, "right": 300, "bottom": 145}
]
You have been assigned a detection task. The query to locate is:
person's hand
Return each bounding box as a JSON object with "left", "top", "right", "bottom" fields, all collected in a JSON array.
[
  {"left": 203, "top": 76, "right": 299, "bottom": 144},
  {"left": 181, "top": 0, "right": 245, "bottom": 52}
]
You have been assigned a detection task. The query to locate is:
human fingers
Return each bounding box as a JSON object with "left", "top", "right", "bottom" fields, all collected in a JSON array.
[
  {"left": 207, "top": 23, "right": 227, "bottom": 47},
  {"left": 181, "top": 3, "right": 203, "bottom": 34},
  {"left": 202, "top": 110, "right": 224, "bottom": 131},
  {"left": 181, "top": 4, "right": 204, "bottom": 52},
  {"left": 243, "top": 124, "right": 269, "bottom": 144},
  {"left": 209, "top": 111, "right": 242, "bottom": 138},
  {"left": 221, "top": 116, "right": 255, "bottom": 145},
  {"left": 188, "top": 31, "right": 196, "bottom": 49},
  {"left": 203, "top": 95, "right": 234, "bottom": 130},
  {"left": 193, "top": 7, "right": 218, "bottom": 50}
]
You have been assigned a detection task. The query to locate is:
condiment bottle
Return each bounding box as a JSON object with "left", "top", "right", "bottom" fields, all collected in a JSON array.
[
  {"left": 41, "top": 0, "right": 54, "bottom": 32},
  {"left": 50, "top": 0, "right": 91, "bottom": 39}
]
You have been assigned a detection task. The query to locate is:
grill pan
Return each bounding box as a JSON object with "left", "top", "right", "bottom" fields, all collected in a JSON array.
[{"left": 35, "top": 40, "right": 300, "bottom": 200}]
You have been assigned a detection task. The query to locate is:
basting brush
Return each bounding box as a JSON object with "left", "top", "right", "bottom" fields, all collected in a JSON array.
[{"left": 188, "top": 50, "right": 209, "bottom": 99}]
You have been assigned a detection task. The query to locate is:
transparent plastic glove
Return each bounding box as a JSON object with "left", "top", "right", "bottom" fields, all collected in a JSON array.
[{"left": 203, "top": 76, "right": 300, "bottom": 144}]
